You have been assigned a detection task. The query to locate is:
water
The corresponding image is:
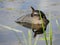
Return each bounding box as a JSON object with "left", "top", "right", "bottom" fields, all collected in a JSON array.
[{"left": 0, "top": 0, "right": 60, "bottom": 45}]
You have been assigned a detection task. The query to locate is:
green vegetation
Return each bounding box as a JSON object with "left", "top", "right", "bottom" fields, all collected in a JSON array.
[
  {"left": 39, "top": 11, "right": 48, "bottom": 45},
  {"left": 49, "top": 14, "right": 52, "bottom": 45}
]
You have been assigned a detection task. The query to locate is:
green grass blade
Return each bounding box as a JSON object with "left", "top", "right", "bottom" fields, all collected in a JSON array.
[
  {"left": 22, "top": 32, "right": 28, "bottom": 45},
  {"left": 49, "top": 14, "right": 52, "bottom": 45},
  {"left": 34, "top": 36, "right": 39, "bottom": 45},
  {"left": 28, "top": 30, "right": 32, "bottom": 45},
  {"left": 49, "top": 23, "right": 52, "bottom": 45},
  {"left": 39, "top": 11, "right": 48, "bottom": 45}
]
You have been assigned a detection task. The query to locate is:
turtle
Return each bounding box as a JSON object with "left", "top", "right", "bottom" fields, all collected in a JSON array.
[{"left": 15, "top": 6, "right": 49, "bottom": 38}]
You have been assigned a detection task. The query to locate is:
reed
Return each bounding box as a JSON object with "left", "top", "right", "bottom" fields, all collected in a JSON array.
[
  {"left": 28, "top": 30, "right": 32, "bottom": 45},
  {"left": 39, "top": 11, "right": 48, "bottom": 45},
  {"left": 49, "top": 14, "right": 52, "bottom": 45}
]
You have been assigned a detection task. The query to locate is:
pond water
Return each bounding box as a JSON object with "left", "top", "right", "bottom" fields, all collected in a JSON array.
[{"left": 0, "top": 0, "right": 60, "bottom": 45}]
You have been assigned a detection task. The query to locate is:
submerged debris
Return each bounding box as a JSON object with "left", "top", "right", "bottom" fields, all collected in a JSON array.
[{"left": 15, "top": 6, "right": 49, "bottom": 38}]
